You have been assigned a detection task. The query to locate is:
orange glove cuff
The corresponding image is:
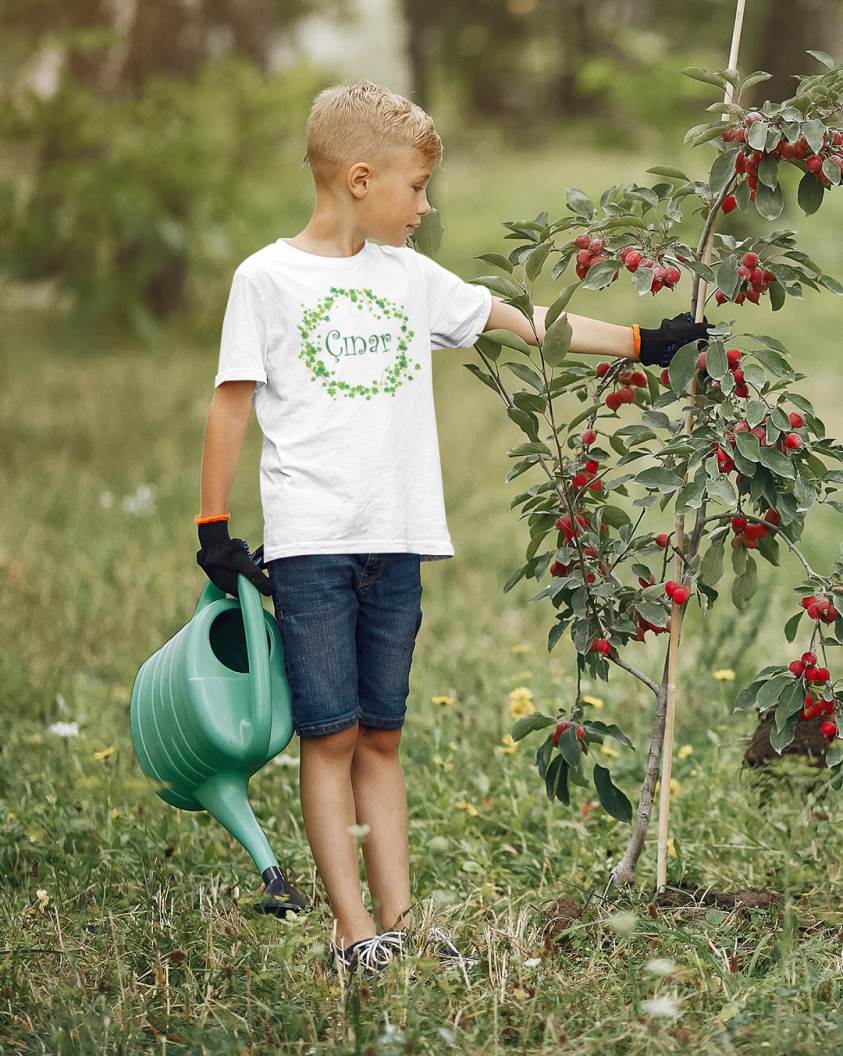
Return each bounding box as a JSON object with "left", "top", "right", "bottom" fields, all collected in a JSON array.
[
  {"left": 194, "top": 513, "right": 231, "bottom": 525},
  {"left": 631, "top": 324, "right": 641, "bottom": 361}
]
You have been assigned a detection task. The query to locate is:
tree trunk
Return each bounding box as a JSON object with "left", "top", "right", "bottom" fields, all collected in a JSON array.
[{"left": 752, "top": 0, "right": 839, "bottom": 105}]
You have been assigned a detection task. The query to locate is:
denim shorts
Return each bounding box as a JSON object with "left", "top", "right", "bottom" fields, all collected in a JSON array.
[{"left": 266, "top": 553, "right": 423, "bottom": 739}]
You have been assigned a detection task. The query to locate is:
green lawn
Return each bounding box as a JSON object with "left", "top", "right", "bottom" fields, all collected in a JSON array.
[{"left": 3, "top": 135, "right": 843, "bottom": 1053}]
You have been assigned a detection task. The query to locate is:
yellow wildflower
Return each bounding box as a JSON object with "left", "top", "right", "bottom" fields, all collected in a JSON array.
[
  {"left": 677, "top": 744, "right": 694, "bottom": 760},
  {"left": 497, "top": 734, "right": 518, "bottom": 755},
  {"left": 455, "top": 800, "right": 479, "bottom": 817},
  {"left": 654, "top": 778, "right": 681, "bottom": 796},
  {"left": 581, "top": 694, "right": 604, "bottom": 710},
  {"left": 713, "top": 669, "right": 736, "bottom": 681},
  {"left": 93, "top": 746, "right": 115, "bottom": 762},
  {"left": 601, "top": 744, "right": 620, "bottom": 759},
  {"left": 431, "top": 694, "right": 455, "bottom": 706},
  {"left": 511, "top": 643, "right": 533, "bottom": 655},
  {"left": 509, "top": 687, "right": 535, "bottom": 719}
]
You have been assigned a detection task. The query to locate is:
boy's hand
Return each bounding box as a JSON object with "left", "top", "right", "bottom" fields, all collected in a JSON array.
[
  {"left": 638, "top": 312, "right": 711, "bottom": 367},
  {"left": 196, "top": 520, "right": 272, "bottom": 598}
]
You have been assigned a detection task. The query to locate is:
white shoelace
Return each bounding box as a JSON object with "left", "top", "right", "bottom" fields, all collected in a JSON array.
[
  {"left": 344, "top": 930, "right": 406, "bottom": 973},
  {"left": 424, "top": 926, "right": 477, "bottom": 968}
]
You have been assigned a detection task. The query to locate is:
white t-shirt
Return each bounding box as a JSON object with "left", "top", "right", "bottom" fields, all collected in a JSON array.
[{"left": 214, "top": 237, "right": 493, "bottom": 562}]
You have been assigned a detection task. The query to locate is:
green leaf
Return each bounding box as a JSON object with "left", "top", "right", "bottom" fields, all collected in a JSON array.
[
  {"left": 508, "top": 441, "right": 551, "bottom": 456},
  {"left": 635, "top": 468, "right": 685, "bottom": 492},
  {"left": 716, "top": 255, "right": 741, "bottom": 299},
  {"left": 503, "top": 361, "right": 544, "bottom": 391},
  {"left": 806, "top": 49, "right": 835, "bottom": 68},
  {"left": 475, "top": 252, "right": 513, "bottom": 273},
  {"left": 683, "top": 259, "right": 717, "bottom": 286},
  {"left": 709, "top": 149, "right": 738, "bottom": 196},
  {"left": 699, "top": 537, "right": 726, "bottom": 586},
  {"left": 582, "top": 721, "right": 634, "bottom": 749},
  {"left": 474, "top": 334, "right": 503, "bottom": 361},
  {"left": 668, "top": 340, "right": 700, "bottom": 394},
  {"left": 503, "top": 564, "right": 527, "bottom": 593},
  {"left": 758, "top": 446, "right": 796, "bottom": 479},
  {"left": 484, "top": 328, "right": 534, "bottom": 355},
  {"left": 784, "top": 612, "right": 804, "bottom": 645},
  {"left": 557, "top": 726, "right": 583, "bottom": 768},
  {"left": 463, "top": 362, "right": 500, "bottom": 393},
  {"left": 706, "top": 340, "right": 728, "bottom": 381},
  {"left": 770, "top": 713, "right": 798, "bottom": 754},
  {"left": 566, "top": 188, "right": 594, "bottom": 218},
  {"left": 542, "top": 313, "right": 573, "bottom": 367},
  {"left": 804, "top": 118, "right": 827, "bottom": 154},
  {"left": 735, "top": 432, "right": 761, "bottom": 462},
  {"left": 732, "top": 555, "right": 758, "bottom": 611},
  {"left": 536, "top": 736, "right": 553, "bottom": 779},
  {"left": 511, "top": 713, "right": 556, "bottom": 741},
  {"left": 755, "top": 181, "right": 784, "bottom": 221},
  {"left": 472, "top": 274, "right": 524, "bottom": 298},
  {"left": 682, "top": 67, "right": 728, "bottom": 89},
  {"left": 820, "top": 273, "right": 843, "bottom": 295},
  {"left": 583, "top": 261, "right": 619, "bottom": 291},
  {"left": 513, "top": 391, "right": 547, "bottom": 414},
  {"left": 747, "top": 120, "right": 769, "bottom": 151},
  {"left": 413, "top": 207, "right": 444, "bottom": 257},
  {"left": 774, "top": 679, "right": 805, "bottom": 731},
  {"left": 507, "top": 406, "right": 539, "bottom": 440},
  {"left": 742, "top": 71, "right": 772, "bottom": 90},
  {"left": 758, "top": 155, "right": 779, "bottom": 190},
  {"left": 646, "top": 165, "right": 691, "bottom": 181},
  {"left": 757, "top": 674, "right": 793, "bottom": 709},
  {"left": 545, "top": 755, "right": 568, "bottom": 802},
  {"left": 797, "top": 171, "right": 824, "bottom": 216},
  {"left": 734, "top": 680, "right": 765, "bottom": 712},
  {"left": 545, "top": 282, "right": 580, "bottom": 328},
  {"left": 526, "top": 243, "right": 552, "bottom": 282},
  {"left": 593, "top": 764, "right": 632, "bottom": 822}
]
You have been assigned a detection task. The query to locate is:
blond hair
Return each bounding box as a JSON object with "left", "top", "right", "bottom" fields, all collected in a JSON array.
[{"left": 303, "top": 80, "right": 443, "bottom": 190}]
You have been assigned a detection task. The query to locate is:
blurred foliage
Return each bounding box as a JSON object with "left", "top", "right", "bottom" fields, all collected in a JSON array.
[{"left": 0, "top": 57, "right": 326, "bottom": 334}]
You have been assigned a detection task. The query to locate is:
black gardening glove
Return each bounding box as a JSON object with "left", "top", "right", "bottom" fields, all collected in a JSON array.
[
  {"left": 196, "top": 520, "right": 272, "bottom": 598},
  {"left": 638, "top": 312, "right": 711, "bottom": 368}
]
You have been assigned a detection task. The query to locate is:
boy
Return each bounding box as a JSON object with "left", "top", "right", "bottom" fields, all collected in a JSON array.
[{"left": 194, "top": 80, "right": 708, "bottom": 978}]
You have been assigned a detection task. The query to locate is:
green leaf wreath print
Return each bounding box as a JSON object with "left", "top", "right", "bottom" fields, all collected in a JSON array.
[{"left": 297, "top": 286, "right": 422, "bottom": 399}]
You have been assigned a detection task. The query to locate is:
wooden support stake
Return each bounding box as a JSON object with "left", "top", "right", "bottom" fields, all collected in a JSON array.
[{"left": 656, "top": 0, "right": 748, "bottom": 892}]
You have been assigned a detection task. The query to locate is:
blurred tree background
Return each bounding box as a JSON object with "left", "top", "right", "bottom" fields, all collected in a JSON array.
[{"left": 1, "top": 0, "right": 842, "bottom": 331}]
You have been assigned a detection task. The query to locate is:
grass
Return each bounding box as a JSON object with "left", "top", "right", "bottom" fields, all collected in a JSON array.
[{"left": 3, "top": 132, "right": 843, "bottom": 1053}]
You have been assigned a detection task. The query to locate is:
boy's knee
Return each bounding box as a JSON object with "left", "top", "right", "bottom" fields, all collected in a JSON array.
[
  {"left": 303, "top": 722, "right": 359, "bottom": 758},
  {"left": 356, "top": 724, "right": 402, "bottom": 756}
]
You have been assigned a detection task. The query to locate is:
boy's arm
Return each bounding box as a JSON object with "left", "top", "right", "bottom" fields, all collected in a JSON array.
[
  {"left": 483, "top": 296, "right": 636, "bottom": 359},
  {"left": 198, "top": 381, "right": 256, "bottom": 517}
]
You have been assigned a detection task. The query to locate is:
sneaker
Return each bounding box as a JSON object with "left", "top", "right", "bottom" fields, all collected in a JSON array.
[
  {"left": 416, "top": 925, "right": 478, "bottom": 972},
  {"left": 331, "top": 930, "right": 407, "bottom": 978}
]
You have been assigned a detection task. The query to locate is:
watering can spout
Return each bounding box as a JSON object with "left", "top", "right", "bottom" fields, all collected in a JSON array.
[{"left": 193, "top": 770, "right": 278, "bottom": 875}]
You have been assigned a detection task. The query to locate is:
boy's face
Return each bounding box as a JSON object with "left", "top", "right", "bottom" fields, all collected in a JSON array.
[{"left": 347, "top": 148, "right": 434, "bottom": 247}]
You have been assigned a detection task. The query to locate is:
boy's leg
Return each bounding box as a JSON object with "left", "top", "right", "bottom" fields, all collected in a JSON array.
[
  {"left": 350, "top": 553, "right": 423, "bottom": 934},
  {"left": 299, "top": 724, "right": 380, "bottom": 947},
  {"left": 350, "top": 724, "right": 413, "bottom": 933},
  {"left": 267, "top": 555, "right": 378, "bottom": 949}
]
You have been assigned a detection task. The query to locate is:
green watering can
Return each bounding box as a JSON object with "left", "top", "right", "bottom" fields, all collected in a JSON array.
[{"left": 129, "top": 569, "right": 307, "bottom": 916}]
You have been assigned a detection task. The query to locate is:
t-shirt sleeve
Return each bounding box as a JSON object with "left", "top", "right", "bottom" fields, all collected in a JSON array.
[
  {"left": 416, "top": 251, "right": 493, "bottom": 351},
  {"left": 214, "top": 271, "right": 269, "bottom": 388}
]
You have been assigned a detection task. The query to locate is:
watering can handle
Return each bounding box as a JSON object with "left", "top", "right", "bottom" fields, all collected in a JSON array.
[{"left": 236, "top": 572, "right": 273, "bottom": 763}]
